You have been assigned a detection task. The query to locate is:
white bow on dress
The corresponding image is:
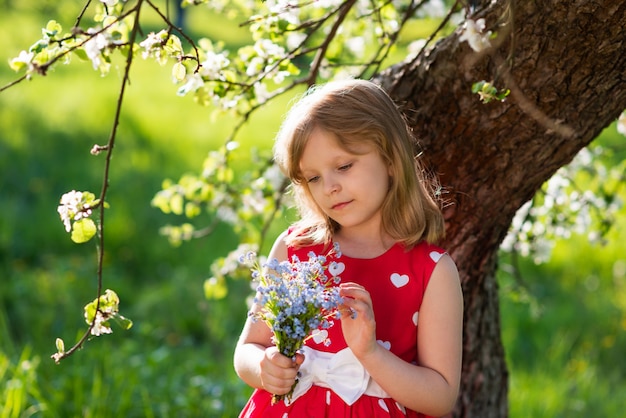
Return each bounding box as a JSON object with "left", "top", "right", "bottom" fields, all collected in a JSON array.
[{"left": 287, "top": 346, "right": 376, "bottom": 405}]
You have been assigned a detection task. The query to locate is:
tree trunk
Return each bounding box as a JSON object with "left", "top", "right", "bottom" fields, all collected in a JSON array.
[{"left": 377, "top": 0, "right": 626, "bottom": 416}]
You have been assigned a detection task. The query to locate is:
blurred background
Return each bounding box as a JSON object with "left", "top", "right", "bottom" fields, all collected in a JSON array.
[{"left": 1, "top": 1, "right": 625, "bottom": 417}]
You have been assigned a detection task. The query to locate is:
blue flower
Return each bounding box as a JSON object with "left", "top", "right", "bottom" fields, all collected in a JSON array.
[{"left": 240, "top": 244, "right": 344, "bottom": 403}]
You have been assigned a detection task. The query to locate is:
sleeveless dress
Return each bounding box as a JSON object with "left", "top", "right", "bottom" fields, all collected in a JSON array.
[{"left": 239, "top": 239, "right": 446, "bottom": 418}]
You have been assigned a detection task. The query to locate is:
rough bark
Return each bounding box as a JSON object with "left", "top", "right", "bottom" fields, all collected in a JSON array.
[{"left": 376, "top": 0, "right": 626, "bottom": 416}]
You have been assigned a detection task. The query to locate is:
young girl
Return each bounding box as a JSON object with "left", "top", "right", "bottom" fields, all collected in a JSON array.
[{"left": 234, "top": 79, "right": 463, "bottom": 417}]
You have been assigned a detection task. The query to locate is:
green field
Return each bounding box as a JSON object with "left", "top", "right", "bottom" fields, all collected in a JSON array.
[{"left": 1, "top": 4, "right": 625, "bottom": 417}]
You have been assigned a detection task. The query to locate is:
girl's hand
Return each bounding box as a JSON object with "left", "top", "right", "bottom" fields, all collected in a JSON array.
[
  {"left": 339, "top": 282, "right": 378, "bottom": 358},
  {"left": 259, "top": 346, "right": 304, "bottom": 395}
]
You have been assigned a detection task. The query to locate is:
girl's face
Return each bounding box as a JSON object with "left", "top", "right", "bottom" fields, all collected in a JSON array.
[{"left": 299, "top": 127, "right": 391, "bottom": 234}]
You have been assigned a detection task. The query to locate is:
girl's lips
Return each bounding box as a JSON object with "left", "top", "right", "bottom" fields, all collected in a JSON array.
[{"left": 332, "top": 200, "right": 352, "bottom": 210}]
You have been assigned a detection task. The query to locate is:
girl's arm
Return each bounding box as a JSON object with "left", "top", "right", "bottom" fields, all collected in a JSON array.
[
  {"left": 340, "top": 254, "right": 463, "bottom": 416},
  {"left": 233, "top": 231, "right": 304, "bottom": 395}
]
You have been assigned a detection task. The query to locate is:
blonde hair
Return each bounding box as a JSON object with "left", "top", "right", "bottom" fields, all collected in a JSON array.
[{"left": 274, "top": 79, "right": 444, "bottom": 248}]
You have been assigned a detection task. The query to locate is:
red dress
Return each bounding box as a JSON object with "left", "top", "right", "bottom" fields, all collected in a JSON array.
[{"left": 239, "top": 240, "right": 446, "bottom": 418}]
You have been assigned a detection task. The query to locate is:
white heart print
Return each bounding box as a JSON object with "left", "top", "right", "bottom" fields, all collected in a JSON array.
[
  {"left": 377, "top": 340, "right": 391, "bottom": 350},
  {"left": 329, "top": 261, "right": 345, "bottom": 277},
  {"left": 378, "top": 399, "right": 390, "bottom": 412},
  {"left": 412, "top": 311, "right": 418, "bottom": 326},
  {"left": 312, "top": 329, "right": 329, "bottom": 344},
  {"left": 390, "top": 272, "right": 409, "bottom": 288},
  {"left": 429, "top": 251, "right": 444, "bottom": 262}
]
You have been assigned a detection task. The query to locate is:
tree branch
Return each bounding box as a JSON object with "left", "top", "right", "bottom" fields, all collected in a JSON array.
[{"left": 52, "top": 0, "right": 145, "bottom": 363}]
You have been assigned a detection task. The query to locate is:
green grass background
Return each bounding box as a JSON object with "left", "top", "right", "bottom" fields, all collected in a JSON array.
[{"left": 1, "top": 3, "right": 625, "bottom": 417}]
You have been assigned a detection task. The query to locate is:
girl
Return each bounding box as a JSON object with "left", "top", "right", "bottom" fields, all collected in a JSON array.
[{"left": 234, "top": 79, "right": 463, "bottom": 417}]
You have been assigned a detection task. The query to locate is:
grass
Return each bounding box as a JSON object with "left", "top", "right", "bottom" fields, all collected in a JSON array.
[
  {"left": 499, "top": 200, "right": 626, "bottom": 417},
  {"left": 1, "top": 4, "right": 626, "bottom": 418}
]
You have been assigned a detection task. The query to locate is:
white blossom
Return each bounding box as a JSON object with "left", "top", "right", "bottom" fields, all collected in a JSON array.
[
  {"left": 254, "top": 82, "right": 270, "bottom": 104},
  {"left": 264, "top": 164, "right": 286, "bottom": 191},
  {"left": 345, "top": 37, "right": 365, "bottom": 57},
  {"left": 9, "top": 50, "right": 35, "bottom": 73},
  {"left": 225, "top": 141, "right": 239, "bottom": 152},
  {"left": 406, "top": 39, "right": 428, "bottom": 60},
  {"left": 242, "top": 189, "right": 267, "bottom": 214},
  {"left": 12, "top": 50, "right": 34, "bottom": 65},
  {"left": 199, "top": 51, "right": 230, "bottom": 79},
  {"left": 459, "top": 18, "right": 492, "bottom": 52},
  {"left": 217, "top": 206, "right": 238, "bottom": 224},
  {"left": 176, "top": 73, "right": 204, "bottom": 96},
  {"left": 254, "top": 39, "right": 286, "bottom": 59},
  {"left": 217, "top": 95, "right": 240, "bottom": 110},
  {"left": 530, "top": 237, "right": 554, "bottom": 264},
  {"left": 139, "top": 30, "right": 168, "bottom": 60},
  {"left": 84, "top": 28, "right": 111, "bottom": 70},
  {"left": 57, "top": 190, "right": 92, "bottom": 232},
  {"left": 267, "top": 0, "right": 301, "bottom": 26},
  {"left": 286, "top": 32, "right": 307, "bottom": 50},
  {"left": 313, "top": 0, "right": 344, "bottom": 9},
  {"left": 417, "top": 0, "right": 447, "bottom": 18},
  {"left": 90, "top": 311, "right": 114, "bottom": 336},
  {"left": 246, "top": 56, "right": 265, "bottom": 76},
  {"left": 617, "top": 111, "right": 626, "bottom": 137}
]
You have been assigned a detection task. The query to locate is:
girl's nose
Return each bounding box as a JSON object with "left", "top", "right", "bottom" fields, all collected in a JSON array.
[{"left": 324, "top": 175, "right": 340, "bottom": 195}]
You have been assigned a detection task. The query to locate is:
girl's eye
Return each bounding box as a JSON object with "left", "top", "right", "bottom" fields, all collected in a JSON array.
[
  {"left": 306, "top": 175, "right": 320, "bottom": 183},
  {"left": 338, "top": 163, "right": 352, "bottom": 172}
]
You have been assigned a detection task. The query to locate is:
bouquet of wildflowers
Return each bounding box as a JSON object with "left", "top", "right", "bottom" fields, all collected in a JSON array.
[{"left": 239, "top": 244, "right": 344, "bottom": 404}]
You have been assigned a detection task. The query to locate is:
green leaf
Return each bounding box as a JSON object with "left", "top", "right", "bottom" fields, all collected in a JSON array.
[
  {"left": 165, "top": 35, "right": 183, "bottom": 56},
  {"left": 84, "top": 289, "right": 121, "bottom": 324},
  {"left": 73, "top": 48, "right": 89, "bottom": 61},
  {"left": 471, "top": 80, "right": 486, "bottom": 94},
  {"left": 172, "top": 62, "right": 187, "bottom": 82},
  {"left": 71, "top": 218, "right": 97, "bottom": 243},
  {"left": 112, "top": 313, "right": 133, "bottom": 330},
  {"left": 216, "top": 166, "right": 233, "bottom": 183},
  {"left": 170, "top": 193, "right": 184, "bottom": 215},
  {"left": 82, "top": 191, "right": 97, "bottom": 204},
  {"left": 55, "top": 338, "right": 65, "bottom": 354},
  {"left": 44, "top": 20, "right": 63, "bottom": 38},
  {"left": 152, "top": 191, "right": 172, "bottom": 213},
  {"left": 84, "top": 299, "right": 98, "bottom": 324},
  {"left": 185, "top": 201, "right": 201, "bottom": 218},
  {"left": 9, "top": 58, "right": 27, "bottom": 72},
  {"left": 29, "top": 39, "right": 48, "bottom": 54},
  {"left": 100, "top": 289, "right": 121, "bottom": 310}
]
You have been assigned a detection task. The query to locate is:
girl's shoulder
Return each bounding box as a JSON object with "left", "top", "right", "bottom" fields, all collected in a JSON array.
[{"left": 267, "top": 230, "right": 290, "bottom": 262}]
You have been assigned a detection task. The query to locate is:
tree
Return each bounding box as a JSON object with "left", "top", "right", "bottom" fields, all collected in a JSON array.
[
  {"left": 376, "top": 1, "right": 626, "bottom": 415},
  {"left": 3, "top": 0, "right": 625, "bottom": 416}
]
